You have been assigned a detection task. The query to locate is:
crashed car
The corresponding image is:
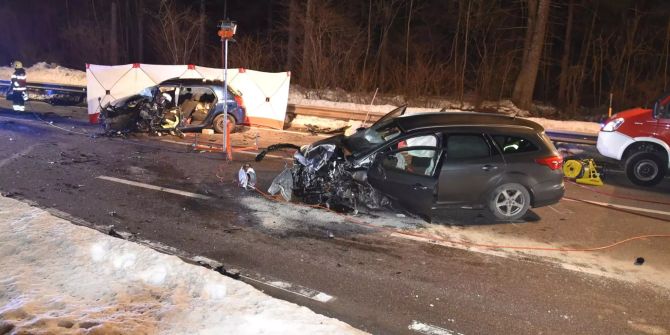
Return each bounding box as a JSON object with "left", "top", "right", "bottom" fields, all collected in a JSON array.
[
  {"left": 266, "top": 106, "right": 565, "bottom": 221},
  {"left": 101, "top": 78, "right": 246, "bottom": 134}
]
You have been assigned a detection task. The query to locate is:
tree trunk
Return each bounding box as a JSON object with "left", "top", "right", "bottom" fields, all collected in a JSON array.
[
  {"left": 404, "top": 0, "right": 413, "bottom": 94},
  {"left": 110, "top": 1, "right": 118, "bottom": 64},
  {"left": 301, "top": 0, "right": 313, "bottom": 86},
  {"left": 558, "top": 0, "right": 574, "bottom": 107},
  {"left": 286, "top": 0, "right": 297, "bottom": 71},
  {"left": 512, "top": 0, "right": 550, "bottom": 110},
  {"left": 199, "top": 0, "right": 205, "bottom": 65},
  {"left": 137, "top": 0, "right": 144, "bottom": 61}
]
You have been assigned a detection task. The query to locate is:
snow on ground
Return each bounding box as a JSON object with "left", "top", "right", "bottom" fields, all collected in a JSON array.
[
  {"left": 0, "top": 62, "right": 86, "bottom": 86},
  {"left": 289, "top": 87, "right": 601, "bottom": 134},
  {"left": 289, "top": 107, "right": 601, "bottom": 135},
  {"left": 0, "top": 196, "right": 367, "bottom": 335}
]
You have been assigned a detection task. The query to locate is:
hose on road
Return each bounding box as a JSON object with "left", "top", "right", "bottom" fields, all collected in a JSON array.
[{"left": 213, "top": 159, "right": 670, "bottom": 253}]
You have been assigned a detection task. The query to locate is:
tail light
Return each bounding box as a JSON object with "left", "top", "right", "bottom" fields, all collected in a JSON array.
[
  {"left": 234, "top": 95, "right": 244, "bottom": 108},
  {"left": 535, "top": 156, "right": 563, "bottom": 170}
]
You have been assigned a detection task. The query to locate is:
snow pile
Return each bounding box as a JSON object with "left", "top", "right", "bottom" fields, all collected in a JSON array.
[
  {"left": 0, "top": 196, "right": 367, "bottom": 335},
  {"left": 289, "top": 87, "right": 600, "bottom": 134},
  {"left": 0, "top": 62, "right": 86, "bottom": 86}
]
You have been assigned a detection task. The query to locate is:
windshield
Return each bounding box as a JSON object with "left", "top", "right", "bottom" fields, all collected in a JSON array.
[{"left": 344, "top": 117, "right": 403, "bottom": 156}]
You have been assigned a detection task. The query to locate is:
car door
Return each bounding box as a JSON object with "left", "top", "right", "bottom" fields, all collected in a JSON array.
[
  {"left": 436, "top": 133, "right": 504, "bottom": 206},
  {"left": 367, "top": 146, "right": 441, "bottom": 215}
]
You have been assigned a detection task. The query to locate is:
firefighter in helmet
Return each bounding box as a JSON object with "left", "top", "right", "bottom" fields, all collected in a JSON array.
[{"left": 9, "top": 61, "right": 27, "bottom": 111}]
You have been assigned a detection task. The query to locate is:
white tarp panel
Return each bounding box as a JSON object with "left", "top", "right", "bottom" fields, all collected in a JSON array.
[{"left": 86, "top": 63, "right": 290, "bottom": 129}]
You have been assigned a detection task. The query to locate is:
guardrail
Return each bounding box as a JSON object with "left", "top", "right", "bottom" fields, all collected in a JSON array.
[
  {"left": 0, "top": 81, "right": 87, "bottom": 105},
  {"left": 289, "top": 103, "right": 598, "bottom": 145},
  {"left": 288, "top": 104, "right": 384, "bottom": 123}
]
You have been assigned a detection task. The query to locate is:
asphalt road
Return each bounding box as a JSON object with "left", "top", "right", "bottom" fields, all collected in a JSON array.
[{"left": 1, "top": 107, "right": 669, "bottom": 335}]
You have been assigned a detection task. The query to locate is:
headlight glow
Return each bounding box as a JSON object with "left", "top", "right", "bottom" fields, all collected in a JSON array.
[{"left": 601, "top": 118, "right": 624, "bottom": 132}]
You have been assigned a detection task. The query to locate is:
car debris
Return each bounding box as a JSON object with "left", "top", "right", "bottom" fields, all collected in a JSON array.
[{"left": 238, "top": 163, "right": 257, "bottom": 189}]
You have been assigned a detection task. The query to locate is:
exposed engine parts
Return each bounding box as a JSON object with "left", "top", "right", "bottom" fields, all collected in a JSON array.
[{"left": 266, "top": 143, "right": 389, "bottom": 213}]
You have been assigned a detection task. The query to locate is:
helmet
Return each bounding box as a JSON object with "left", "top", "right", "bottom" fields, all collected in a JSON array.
[{"left": 12, "top": 61, "right": 23, "bottom": 69}]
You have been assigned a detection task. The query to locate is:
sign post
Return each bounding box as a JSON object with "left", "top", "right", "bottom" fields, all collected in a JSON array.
[{"left": 218, "top": 19, "right": 237, "bottom": 160}]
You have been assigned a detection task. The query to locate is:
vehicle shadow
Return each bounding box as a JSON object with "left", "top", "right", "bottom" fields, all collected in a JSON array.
[{"left": 429, "top": 208, "right": 541, "bottom": 226}]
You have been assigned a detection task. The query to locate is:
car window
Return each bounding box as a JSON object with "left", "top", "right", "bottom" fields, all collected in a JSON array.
[
  {"left": 492, "top": 135, "right": 538, "bottom": 154},
  {"left": 381, "top": 148, "right": 439, "bottom": 176},
  {"left": 445, "top": 134, "right": 490, "bottom": 160},
  {"left": 388, "top": 134, "right": 438, "bottom": 159}
]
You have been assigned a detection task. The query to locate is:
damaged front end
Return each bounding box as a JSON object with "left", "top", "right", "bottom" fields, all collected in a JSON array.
[
  {"left": 101, "top": 89, "right": 180, "bottom": 135},
  {"left": 267, "top": 143, "right": 389, "bottom": 213}
]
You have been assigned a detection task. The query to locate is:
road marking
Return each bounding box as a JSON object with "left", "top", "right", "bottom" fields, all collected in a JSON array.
[
  {"left": 563, "top": 198, "right": 670, "bottom": 217},
  {"left": 409, "top": 321, "right": 462, "bottom": 335},
  {"left": 0, "top": 143, "right": 38, "bottom": 168},
  {"left": 248, "top": 126, "right": 331, "bottom": 138},
  {"left": 159, "top": 139, "right": 294, "bottom": 160},
  {"left": 240, "top": 273, "right": 334, "bottom": 303},
  {"left": 96, "top": 176, "right": 213, "bottom": 200}
]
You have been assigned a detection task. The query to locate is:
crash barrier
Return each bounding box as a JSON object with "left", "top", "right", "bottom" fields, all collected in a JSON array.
[
  {"left": 0, "top": 80, "right": 87, "bottom": 105},
  {"left": 86, "top": 63, "right": 290, "bottom": 129},
  {"left": 563, "top": 159, "right": 603, "bottom": 186}
]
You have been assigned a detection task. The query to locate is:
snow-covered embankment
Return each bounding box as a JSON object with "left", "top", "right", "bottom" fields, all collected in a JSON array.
[{"left": 0, "top": 196, "right": 367, "bottom": 335}]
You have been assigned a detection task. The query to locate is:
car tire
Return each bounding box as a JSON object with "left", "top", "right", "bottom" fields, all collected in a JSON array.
[
  {"left": 488, "top": 183, "right": 531, "bottom": 221},
  {"left": 213, "top": 114, "right": 236, "bottom": 134},
  {"left": 624, "top": 152, "right": 666, "bottom": 186}
]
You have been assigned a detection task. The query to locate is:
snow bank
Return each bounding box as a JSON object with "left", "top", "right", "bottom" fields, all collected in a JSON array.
[
  {"left": 0, "top": 196, "right": 367, "bottom": 335},
  {"left": 289, "top": 88, "right": 601, "bottom": 135},
  {"left": 0, "top": 62, "right": 86, "bottom": 86}
]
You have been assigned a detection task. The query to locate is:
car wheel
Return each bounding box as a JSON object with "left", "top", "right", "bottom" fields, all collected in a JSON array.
[
  {"left": 625, "top": 152, "right": 666, "bottom": 186},
  {"left": 488, "top": 183, "right": 531, "bottom": 221},
  {"left": 213, "top": 114, "right": 236, "bottom": 133}
]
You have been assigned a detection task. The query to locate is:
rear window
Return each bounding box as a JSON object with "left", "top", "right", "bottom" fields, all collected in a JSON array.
[{"left": 492, "top": 135, "right": 538, "bottom": 154}]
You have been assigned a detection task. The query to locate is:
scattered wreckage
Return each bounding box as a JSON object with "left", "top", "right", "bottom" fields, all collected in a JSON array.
[
  {"left": 259, "top": 106, "right": 565, "bottom": 221},
  {"left": 100, "top": 78, "right": 246, "bottom": 136}
]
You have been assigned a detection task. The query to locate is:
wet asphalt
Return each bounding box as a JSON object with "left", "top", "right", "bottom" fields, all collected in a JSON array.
[{"left": 0, "top": 108, "right": 669, "bottom": 335}]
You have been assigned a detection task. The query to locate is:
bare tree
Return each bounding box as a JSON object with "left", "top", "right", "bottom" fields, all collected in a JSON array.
[
  {"left": 151, "top": 0, "right": 204, "bottom": 64},
  {"left": 110, "top": 0, "right": 118, "bottom": 64}
]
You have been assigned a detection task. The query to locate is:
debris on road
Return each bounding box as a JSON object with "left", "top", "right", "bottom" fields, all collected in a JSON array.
[{"left": 238, "top": 163, "right": 257, "bottom": 189}]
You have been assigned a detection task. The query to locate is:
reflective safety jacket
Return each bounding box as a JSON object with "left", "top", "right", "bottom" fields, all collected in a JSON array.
[{"left": 11, "top": 68, "right": 27, "bottom": 92}]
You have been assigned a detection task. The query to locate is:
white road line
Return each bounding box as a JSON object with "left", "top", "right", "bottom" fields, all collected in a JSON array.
[
  {"left": 236, "top": 150, "right": 294, "bottom": 160},
  {"left": 159, "top": 139, "right": 294, "bottom": 160},
  {"left": 409, "top": 321, "right": 463, "bottom": 335},
  {"left": 241, "top": 274, "right": 335, "bottom": 303},
  {"left": 248, "top": 126, "right": 331, "bottom": 138},
  {"left": 0, "top": 143, "right": 38, "bottom": 168},
  {"left": 96, "top": 176, "right": 213, "bottom": 200},
  {"left": 563, "top": 198, "right": 670, "bottom": 217}
]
